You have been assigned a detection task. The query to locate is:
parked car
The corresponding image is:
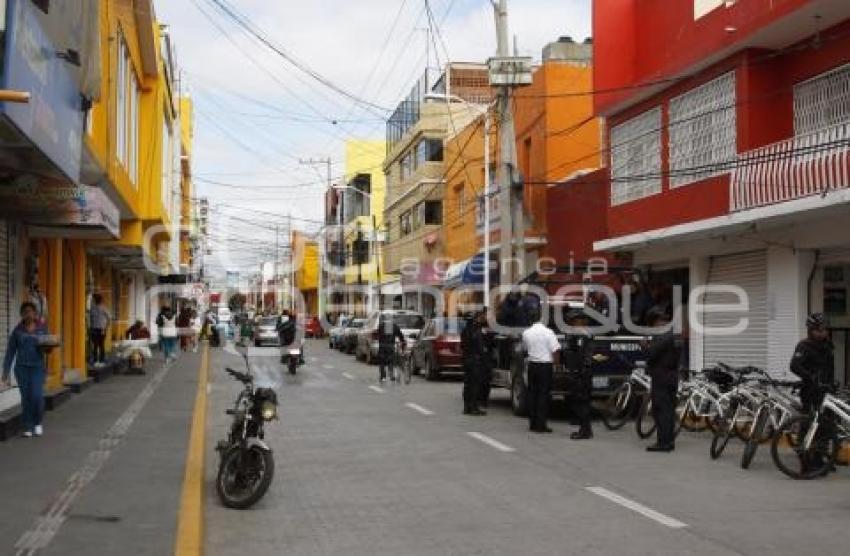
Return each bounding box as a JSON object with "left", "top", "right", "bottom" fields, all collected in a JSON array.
[
  {"left": 328, "top": 316, "right": 350, "bottom": 349},
  {"left": 253, "top": 316, "right": 280, "bottom": 347},
  {"left": 341, "top": 319, "right": 366, "bottom": 354},
  {"left": 356, "top": 310, "right": 425, "bottom": 364},
  {"left": 304, "top": 315, "right": 324, "bottom": 338},
  {"left": 409, "top": 317, "right": 466, "bottom": 380}
]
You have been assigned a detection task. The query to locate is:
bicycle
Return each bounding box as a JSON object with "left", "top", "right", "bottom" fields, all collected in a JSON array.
[
  {"left": 740, "top": 379, "right": 801, "bottom": 469},
  {"left": 601, "top": 363, "right": 651, "bottom": 431},
  {"left": 771, "top": 386, "right": 850, "bottom": 479},
  {"left": 710, "top": 368, "right": 773, "bottom": 460}
]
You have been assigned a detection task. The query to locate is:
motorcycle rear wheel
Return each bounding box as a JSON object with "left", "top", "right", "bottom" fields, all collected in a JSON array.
[{"left": 216, "top": 445, "right": 275, "bottom": 509}]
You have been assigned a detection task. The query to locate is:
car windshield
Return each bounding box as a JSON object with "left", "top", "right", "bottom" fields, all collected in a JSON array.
[
  {"left": 349, "top": 320, "right": 365, "bottom": 328},
  {"left": 394, "top": 314, "right": 425, "bottom": 329},
  {"left": 260, "top": 317, "right": 278, "bottom": 326}
]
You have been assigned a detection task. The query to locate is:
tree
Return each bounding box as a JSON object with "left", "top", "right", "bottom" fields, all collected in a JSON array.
[{"left": 229, "top": 293, "right": 247, "bottom": 312}]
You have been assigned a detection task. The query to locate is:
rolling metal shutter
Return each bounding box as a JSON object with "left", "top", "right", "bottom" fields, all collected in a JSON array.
[
  {"left": 0, "top": 220, "right": 10, "bottom": 369},
  {"left": 703, "top": 250, "right": 768, "bottom": 370}
]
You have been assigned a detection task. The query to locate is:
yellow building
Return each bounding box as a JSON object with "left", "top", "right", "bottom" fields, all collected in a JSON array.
[
  {"left": 341, "top": 139, "right": 387, "bottom": 315},
  {"left": 81, "top": 0, "right": 190, "bottom": 380},
  {"left": 292, "top": 231, "right": 320, "bottom": 316}
]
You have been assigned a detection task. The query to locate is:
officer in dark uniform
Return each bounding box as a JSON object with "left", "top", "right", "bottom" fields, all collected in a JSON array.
[
  {"left": 790, "top": 313, "right": 835, "bottom": 412},
  {"left": 461, "top": 310, "right": 487, "bottom": 415},
  {"left": 377, "top": 317, "right": 406, "bottom": 382},
  {"left": 566, "top": 310, "right": 595, "bottom": 440},
  {"left": 643, "top": 308, "right": 682, "bottom": 452},
  {"left": 478, "top": 309, "right": 495, "bottom": 408}
]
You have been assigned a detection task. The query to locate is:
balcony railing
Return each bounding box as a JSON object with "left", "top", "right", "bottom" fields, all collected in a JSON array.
[{"left": 731, "top": 122, "right": 850, "bottom": 211}]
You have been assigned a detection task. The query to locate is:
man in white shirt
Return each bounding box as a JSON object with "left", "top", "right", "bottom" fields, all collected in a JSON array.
[{"left": 521, "top": 309, "right": 561, "bottom": 433}]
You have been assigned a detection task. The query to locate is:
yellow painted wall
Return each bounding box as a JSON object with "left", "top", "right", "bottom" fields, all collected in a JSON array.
[{"left": 344, "top": 140, "right": 386, "bottom": 227}]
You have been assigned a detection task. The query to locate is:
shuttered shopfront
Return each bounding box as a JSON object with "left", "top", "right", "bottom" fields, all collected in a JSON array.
[{"left": 703, "top": 250, "right": 768, "bottom": 371}]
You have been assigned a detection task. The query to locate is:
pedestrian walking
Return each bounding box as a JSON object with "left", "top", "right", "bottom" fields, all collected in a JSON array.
[
  {"left": 2, "top": 302, "right": 53, "bottom": 438},
  {"left": 377, "top": 316, "right": 405, "bottom": 382},
  {"left": 461, "top": 310, "right": 488, "bottom": 415},
  {"left": 521, "top": 309, "right": 560, "bottom": 433},
  {"left": 156, "top": 306, "right": 178, "bottom": 361},
  {"left": 566, "top": 311, "right": 595, "bottom": 440},
  {"left": 177, "top": 306, "right": 193, "bottom": 351},
  {"left": 643, "top": 309, "right": 682, "bottom": 452},
  {"left": 89, "top": 293, "right": 111, "bottom": 365},
  {"left": 790, "top": 313, "right": 834, "bottom": 412}
]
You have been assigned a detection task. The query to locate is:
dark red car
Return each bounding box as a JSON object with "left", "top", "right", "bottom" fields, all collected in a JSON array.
[
  {"left": 304, "top": 315, "right": 324, "bottom": 338},
  {"left": 409, "top": 317, "right": 466, "bottom": 380}
]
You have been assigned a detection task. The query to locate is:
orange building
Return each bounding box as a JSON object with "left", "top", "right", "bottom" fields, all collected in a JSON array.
[{"left": 444, "top": 37, "right": 602, "bottom": 277}]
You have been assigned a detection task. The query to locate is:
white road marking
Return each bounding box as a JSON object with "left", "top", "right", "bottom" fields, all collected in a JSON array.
[
  {"left": 585, "top": 486, "right": 688, "bottom": 529},
  {"left": 342, "top": 372, "right": 355, "bottom": 381},
  {"left": 405, "top": 403, "right": 434, "bottom": 416},
  {"left": 323, "top": 364, "right": 335, "bottom": 370},
  {"left": 467, "top": 432, "right": 515, "bottom": 453},
  {"left": 14, "top": 359, "right": 176, "bottom": 555},
  {"left": 368, "top": 385, "right": 385, "bottom": 393}
]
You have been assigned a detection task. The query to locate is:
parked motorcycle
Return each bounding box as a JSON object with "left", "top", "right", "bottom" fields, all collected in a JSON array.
[{"left": 216, "top": 354, "right": 278, "bottom": 509}]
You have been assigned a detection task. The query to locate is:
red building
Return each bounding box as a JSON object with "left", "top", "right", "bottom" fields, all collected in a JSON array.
[{"left": 591, "top": 0, "right": 850, "bottom": 381}]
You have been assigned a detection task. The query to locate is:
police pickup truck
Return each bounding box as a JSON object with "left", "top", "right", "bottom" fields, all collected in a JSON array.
[{"left": 487, "top": 266, "right": 649, "bottom": 417}]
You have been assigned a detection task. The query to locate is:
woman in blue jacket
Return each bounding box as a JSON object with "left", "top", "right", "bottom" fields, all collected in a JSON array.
[{"left": 2, "top": 302, "right": 50, "bottom": 438}]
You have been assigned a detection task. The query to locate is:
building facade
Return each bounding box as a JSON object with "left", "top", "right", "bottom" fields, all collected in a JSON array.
[
  {"left": 382, "top": 63, "right": 490, "bottom": 315},
  {"left": 592, "top": 0, "right": 850, "bottom": 382},
  {"left": 0, "top": 0, "right": 192, "bottom": 398}
]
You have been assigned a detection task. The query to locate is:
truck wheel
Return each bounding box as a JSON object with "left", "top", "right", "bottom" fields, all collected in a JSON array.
[{"left": 511, "top": 375, "right": 528, "bottom": 417}]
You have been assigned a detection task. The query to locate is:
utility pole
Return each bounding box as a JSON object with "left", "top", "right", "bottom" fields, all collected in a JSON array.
[{"left": 493, "top": 0, "right": 519, "bottom": 290}]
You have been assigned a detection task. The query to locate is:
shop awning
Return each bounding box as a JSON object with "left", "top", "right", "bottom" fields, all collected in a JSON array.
[
  {"left": 2, "top": 183, "right": 120, "bottom": 239},
  {"left": 444, "top": 253, "right": 487, "bottom": 288}
]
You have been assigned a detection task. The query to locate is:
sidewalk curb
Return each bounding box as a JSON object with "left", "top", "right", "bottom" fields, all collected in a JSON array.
[{"left": 175, "top": 344, "right": 209, "bottom": 556}]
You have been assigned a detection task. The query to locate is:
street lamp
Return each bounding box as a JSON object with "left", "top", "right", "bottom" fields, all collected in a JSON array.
[{"left": 423, "top": 93, "right": 496, "bottom": 310}]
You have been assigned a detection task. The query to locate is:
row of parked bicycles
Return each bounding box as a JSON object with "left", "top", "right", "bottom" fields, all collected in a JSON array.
[{"left": 601, "top": 362, "right": 850, "bottom": 480}]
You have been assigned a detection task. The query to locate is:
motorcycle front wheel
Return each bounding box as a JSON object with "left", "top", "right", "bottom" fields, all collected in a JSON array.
[{"left": 216, "top": 445, "right": 275, "bottom": 509}]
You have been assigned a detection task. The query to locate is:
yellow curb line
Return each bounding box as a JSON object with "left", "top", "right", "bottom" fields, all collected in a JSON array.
[{"left": 175, "top": 344, "right": 209, "bottom": 555}]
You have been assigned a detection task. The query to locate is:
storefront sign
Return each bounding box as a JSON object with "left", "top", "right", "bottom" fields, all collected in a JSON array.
[{"left": 0, "top": 176, "right": 120, "bottom": 238}]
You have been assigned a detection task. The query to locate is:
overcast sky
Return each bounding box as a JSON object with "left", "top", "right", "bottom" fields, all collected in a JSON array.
[{"left": 155, "top": 0, "right": 591, "bottom": 273}]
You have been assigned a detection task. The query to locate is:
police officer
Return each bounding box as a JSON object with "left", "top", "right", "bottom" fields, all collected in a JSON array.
[
  {"left": 461, "top": 310, "right": 487, "bottom": 415},
  {"left": 790, "top": 313, "right": 835, "bottom": 412},
  {"left": 377, "top": 317, "right": 405, "bottom": 382},
  {"left": 643, "top": 308, "right": 682, "bottom": 452},
  {"left": 478, "top": 309, "right": 495, "bottom": 408},
  {"left": 566, "top": 311, "right": 594, "bottom": 440}
]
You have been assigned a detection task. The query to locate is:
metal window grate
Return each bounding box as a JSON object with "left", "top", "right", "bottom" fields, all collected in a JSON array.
[
  {"left": 794, "top": 63, "right": 850, "bottom": 136},
  {"left": 610, "top": 107, "right": 662, "bottom": 205},
  {"left": 669, "top": 71, "right": 736, "bottom": 188}
]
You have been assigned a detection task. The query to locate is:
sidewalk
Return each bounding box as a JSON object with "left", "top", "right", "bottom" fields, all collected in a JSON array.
[{"left": 0, "top": 348, "right": 205, "bottom": 555}]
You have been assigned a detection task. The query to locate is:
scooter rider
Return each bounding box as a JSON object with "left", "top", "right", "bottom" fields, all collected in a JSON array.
[
  {"left": 277, "top": 310, "right": 305, "bottom": 364},
  {"left": 790, "top": 313, "right": 835, "bottom": 412}
]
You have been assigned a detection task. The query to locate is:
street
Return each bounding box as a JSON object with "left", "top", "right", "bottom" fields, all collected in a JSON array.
[{"left": 205, "top": 340, "right": 850, "bottom": 556}]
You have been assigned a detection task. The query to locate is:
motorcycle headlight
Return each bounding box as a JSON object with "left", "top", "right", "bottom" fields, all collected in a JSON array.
[{"left": 260, "top": 400, "right": 277, "bottom": 421}]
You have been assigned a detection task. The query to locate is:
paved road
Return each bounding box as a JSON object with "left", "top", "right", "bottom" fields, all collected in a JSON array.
[{"left": 205, "top": 340, "right": 850, "bottom": 556}]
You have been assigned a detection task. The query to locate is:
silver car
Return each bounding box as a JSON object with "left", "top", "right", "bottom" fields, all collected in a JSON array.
[{"left": 253, "top": 316, "right": 280, "bottom": 347}]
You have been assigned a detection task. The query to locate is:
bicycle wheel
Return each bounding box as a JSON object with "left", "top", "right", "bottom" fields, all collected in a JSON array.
[
  {"left": 710, "top": 418, "right": 735, "bottom": 460},
  {"left": 602, "top": 382, "right": 633, "bottom": 430},
  {"left": 635, "top": 395, "right": 656, "bottom": 439},
  {"left": 771, "top": 415, "right": 838, "bottom": 480},
  {"left": 741, "top": 406, "right": 768, "bottom": 469}
]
